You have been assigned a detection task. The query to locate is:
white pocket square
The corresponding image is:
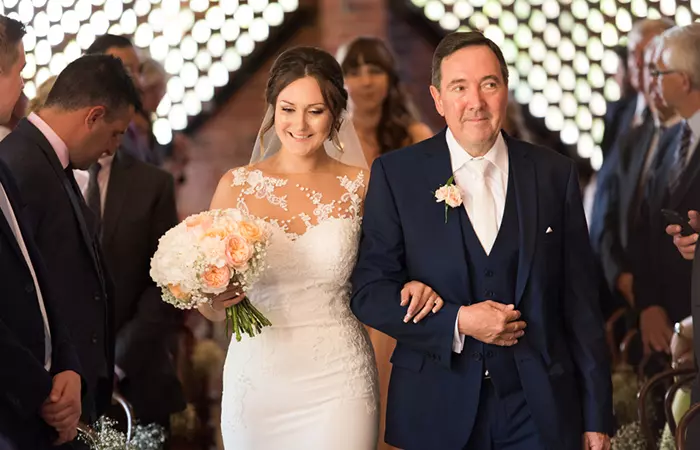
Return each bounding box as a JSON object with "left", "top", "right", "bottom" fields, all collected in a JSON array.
[{"left": 545, "top": 227, "right": 553, "bottom": 234}]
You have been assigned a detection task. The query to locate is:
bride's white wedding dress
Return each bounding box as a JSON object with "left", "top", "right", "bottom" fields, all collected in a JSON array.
[{"left": 220, "top": 167, "right": 379, "bottom": 449}]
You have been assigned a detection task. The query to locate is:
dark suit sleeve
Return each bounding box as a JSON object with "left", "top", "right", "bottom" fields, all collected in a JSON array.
[
  {"left": 631, "top": 172, "right": 662, "bottom": 312},
  {"left": 350, "top": 158, "right": 461, "bottom": 369},
  {"left": 46, "top": 311, "right": 82, "bottom": 378},
  {"left": 561, "top": 162, "right": 614, "bottom": 435},
  {"left": 115, "top": 175, "right": 181, "bottom": 377},
  {"left": 598, "top": 165, "right": 629, "bottom": 289},
  {"left": 0, "top": 318, "right": 53, "bottom": 418}
]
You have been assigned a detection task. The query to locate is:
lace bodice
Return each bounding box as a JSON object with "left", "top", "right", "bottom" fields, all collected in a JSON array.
[
  {"left": 220, "top": 167, "right": 378, "bottom": 439},
  {"left": 231, "top": 166, "right": 365, "bottom": 240}
]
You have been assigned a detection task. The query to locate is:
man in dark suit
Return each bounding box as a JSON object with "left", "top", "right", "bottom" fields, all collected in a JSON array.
[
  {"left": 635, "top": 23, "right": 700, "bottom": 358},
  {"left": 351, "top": 32, "right": 613, "bottom": 450},
  {"left": 0, "top": 15, "right": 82, "bottom": 448},
  {"left": 0, "top": 54, "right": 141, "bottom": 424},
  {"left": 83, "top": 148, "right": 185, "bottom": 427},
  {"left": 591, "top": 19, "right": 675, "bottom": 303},
  {"left": 599, "top": 26, "right": 677, "bottom": 310}
]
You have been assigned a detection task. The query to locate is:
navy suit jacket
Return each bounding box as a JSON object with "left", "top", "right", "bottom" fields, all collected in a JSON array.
[
  {"left": 0, "top": 119, "right": 114, "bottom": 420},
  {"left": 351, "top": 130, "right": 613, "bottom": 450},
  {"left": 0, "top": 160, "right": 82, "bottom": 449}
]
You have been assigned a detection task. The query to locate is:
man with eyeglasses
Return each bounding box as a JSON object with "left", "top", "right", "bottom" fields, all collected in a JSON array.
[
  {"left": 612, "top": 34, "right": 683, "bottom": 313},
  {"left": 636, "top": 24, "right": 700, "bottom": 371},
  {"left": 591, "top": 19, "right": 674, "bottom": 325}
]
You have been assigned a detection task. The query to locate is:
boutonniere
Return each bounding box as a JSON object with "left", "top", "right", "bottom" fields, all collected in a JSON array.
[{"left": 434, "top": 175, "right": 462, "bottom": 223}]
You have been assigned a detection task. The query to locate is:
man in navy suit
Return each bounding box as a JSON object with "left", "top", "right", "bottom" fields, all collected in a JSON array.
[
  {"left": 0, "top": 14, "right": 83, "bottom": 449},
  {"left": 351, "top": 31, "right": 613, "bottom": 450}
]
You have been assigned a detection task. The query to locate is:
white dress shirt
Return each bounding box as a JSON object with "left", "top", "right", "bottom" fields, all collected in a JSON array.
[
  {"left": 685, "top": 109, "right": 700, "bottom": 164},
  {"left": 0, "top": 183, "right": 52, "bottom": 370},
  {"left": 631, "top": 94, "right": 647, "bottom": 127},
  {"left": 0, "top": 125, "right": 11, "bottom": 142},
  {"left": 446, "top": 129, "right": 510, "bottom": 354}
]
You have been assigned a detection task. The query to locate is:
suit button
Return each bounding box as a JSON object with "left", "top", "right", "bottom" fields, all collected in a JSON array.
[
  {"left": 486, "top": 351, "right": 494, "bottom": 358},
  {"left": 91, "top": 333, "right": 98, "bottom": 344},
  {"left": 472, "top": 352, "right": 483, "bottom": 361},
  {"left": 485, "top": 290, "right": 494, "bottom": 298},
  {"left": 25, "top": 283, "right": 35, "bottom": 293},
  {"left": 94, "top": 293, "right": 101, "bottom": 301},
  {"left": 484, "top": 270, "right": 493, "bottom": 277}
]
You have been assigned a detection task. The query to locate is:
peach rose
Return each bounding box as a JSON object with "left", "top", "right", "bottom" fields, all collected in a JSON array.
[
  {"left": 444, "top": 186, "right": 462, "bottom": 208},
  {"left": 185, "top": 214, "right": 213, "bottom": 231},
  {"left": 204, "top": 228, "right": 230, "bottom": 239},
  {"left": 202, "top": 265, "right": 231, "bottom": 290},
  {"left": 435, "top": 186, "right": 449, "bottom": 203},
  {"left": 435, "top": 185, "right": 462, "bottom": 208},
  {"left": 225, "top": 235, "right": 253, "bottom": 268},
  {"left": 238, "top": 221, "right": 263, "bottom": 242},
  {"left": 168, "top": 284, "right": 190, "bottom": 300}
]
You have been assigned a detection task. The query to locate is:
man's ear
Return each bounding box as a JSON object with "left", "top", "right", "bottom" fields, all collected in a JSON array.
[
  {"left": 430, "top": 85, "right": 445, "bottom": 118},
  {"left": 85, "top": 106, "right": 106, "bottom": 129}
]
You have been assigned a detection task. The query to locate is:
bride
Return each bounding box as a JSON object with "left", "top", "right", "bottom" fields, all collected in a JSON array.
[{"left": 197, "top": 46, "right": 443, "bottom": 449}]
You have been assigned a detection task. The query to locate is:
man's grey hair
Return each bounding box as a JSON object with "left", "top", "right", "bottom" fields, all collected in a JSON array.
[
  {"left": 644, "top": 34, "right": 663, "bottom": 63},
  {"left": 628, "top": 18, "right": 675, "bottom": 50},
  {"left": 661, "top": 24, "right": 700, "bottom": 89}
]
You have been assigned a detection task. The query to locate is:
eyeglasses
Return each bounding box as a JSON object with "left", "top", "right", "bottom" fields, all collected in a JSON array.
[{"left": 649, "top": 68, "right": 680, "bottom": 78}]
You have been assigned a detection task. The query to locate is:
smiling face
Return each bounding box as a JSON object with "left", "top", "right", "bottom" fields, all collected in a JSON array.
[
  {"left": 430, "top": 45, "right": 507, "bottom": 155},
  {"left": 274, "top": 76, "right": 333, "bottom": 157}
]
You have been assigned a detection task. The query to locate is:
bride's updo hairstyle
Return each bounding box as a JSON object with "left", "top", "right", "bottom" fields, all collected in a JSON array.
[{"left": 259, "top": 46, "right": 348, "bottom": 151}]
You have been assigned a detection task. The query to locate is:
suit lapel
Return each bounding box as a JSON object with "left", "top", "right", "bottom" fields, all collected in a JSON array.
[
  {"left": 17, "top": 120, "right": 69, "bottom": 188},
  {"left": 670, "top": 139, "right": 700, "bottom": 209},
  {"left": 17, "top": 120, "right": 105, "bottom": 286},
  {"left": 506, "top": 137, "right": 537, "bottom": 306},
  {"left": 101, "top": 151, "right": 131, "bottom": 246},
  {"left": 421, "top": 129, "right": 471, "bottom": 304},
  {"left": 0, "top": 177, "right": 27, "bottom": 264}
]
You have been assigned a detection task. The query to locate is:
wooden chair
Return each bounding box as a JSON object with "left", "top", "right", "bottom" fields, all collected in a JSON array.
[
  {"left": 676, "top": 400, "right": 700, "bottom": 450},
  {"left": 619, "top": 329, "right": 639, "bottom": 367},
  {"left": 638, "top": 367, "right": 696, "bottom": 450},
  {"left": 605, "top": 307, "right": 629, "bottom": 367},
  {"left": 664, "top": 372, "right": 696, "bottom": 436}
]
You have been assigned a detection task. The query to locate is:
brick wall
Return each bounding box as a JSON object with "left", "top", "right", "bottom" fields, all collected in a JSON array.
[{"left": 176, "top": 0, "right": 440, "bottom": 218}]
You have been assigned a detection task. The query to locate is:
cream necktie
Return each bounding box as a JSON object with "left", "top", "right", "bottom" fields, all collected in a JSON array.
[{"left": 469, "top": 158, "right": 498, "bottom": 255}]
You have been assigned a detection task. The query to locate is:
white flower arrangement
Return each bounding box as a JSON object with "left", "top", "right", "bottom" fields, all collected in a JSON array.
[{"left": 150, "top": 208, "right": 271, "bottom": 340}]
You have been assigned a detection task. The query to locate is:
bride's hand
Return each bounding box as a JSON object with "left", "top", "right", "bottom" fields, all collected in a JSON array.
[
  {"left": 211, "top": 285, "right": 246, "bottom": 311},
  {"left": 400, "top": 281, "right": 444, "bottom": 324}
]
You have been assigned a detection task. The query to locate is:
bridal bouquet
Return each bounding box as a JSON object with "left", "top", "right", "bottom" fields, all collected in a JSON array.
[{"left": 150, "top": 208, "right": 272, "bottom": 341}]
